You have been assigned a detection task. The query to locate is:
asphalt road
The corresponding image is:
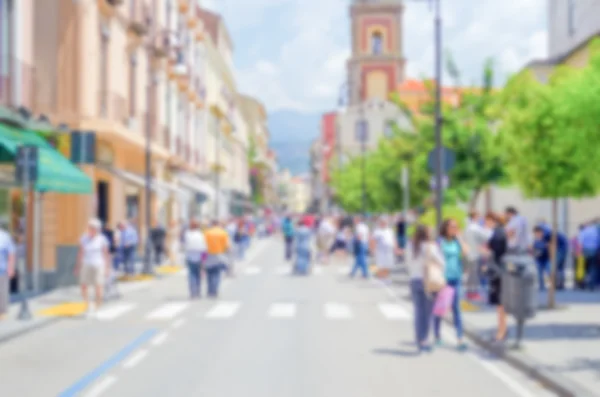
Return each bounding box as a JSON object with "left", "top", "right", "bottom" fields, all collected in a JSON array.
[{"left": 0, "top": 238, "right": 556, "bottom": 397}]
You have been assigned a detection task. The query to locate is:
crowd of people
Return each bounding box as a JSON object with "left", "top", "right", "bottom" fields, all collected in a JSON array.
[{"left": 74, "top": 215, "right": 279, "bottom": 318}]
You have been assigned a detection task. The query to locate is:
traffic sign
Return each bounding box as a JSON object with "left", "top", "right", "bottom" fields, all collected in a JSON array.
[
  {"left": 427, "top": 146, "right": 455, "bottom": 174},
  {"left": 15, "top": 145, "right": 39, "bottom": 184}
]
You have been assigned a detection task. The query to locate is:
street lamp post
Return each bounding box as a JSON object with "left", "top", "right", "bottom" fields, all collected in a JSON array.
[{"left": 433, "top": 0, "right": 444, "bottom": 231}]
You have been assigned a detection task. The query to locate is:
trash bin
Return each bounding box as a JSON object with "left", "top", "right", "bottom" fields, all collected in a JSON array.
[{"left": 501, "top": 253, "right": 537, "bottom": 347}]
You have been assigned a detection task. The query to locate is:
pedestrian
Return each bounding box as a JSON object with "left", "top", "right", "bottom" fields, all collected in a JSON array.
[
  {"left": 483, "top": 212, "right": 508, "bottom": 343},
  {"left": 433, "top": 218, "right": 469, "bottom": 350},
  {"left": 504, "top": 206, "right": 529, "bottom": 254},
  {"left": 183, "top": 220, "right": 207, "bottom": 299},
  {"left": 150, "top": 222, "right": 166, "bottom": 266},
  {"left": 119, "top": 220, "right": 139, "bottom": 277},
  {"left": 282, "top": 215, "right": 295, "bottom": 261},
  {"left": 203, "top": 220, "right": 231, "bottom": 298},
  {"left": 168, "top": 219, "right": 181, "bottom": 267},
  {"left": 465, "top": 210, "right": 492, "bottom": 301},
  {"left": 316, "top": 216, "right": 335, "bottom": 265},
  {"left": 410, "top": 225, "right": 443, "bottom": 352},
  {"left": 330, "top": 219, "right": 348, "bottom": 257},
  {"left": 532, "top": 225, "right": 550, "bottom": 291},
  {"left": 75, "top": 218, "right": 110, "bottom": 318},
  {"left": 372, "top": 216, "right": 397, "bottom": 283},
  {"left": 294, "top": 216, "right": 313, "bottom": 275},
  {"left": 350, "top": 216, "right": 370, "bottom": 279},
  {"left": 577, "top": 221, "right": 599, "bottom": 290},
  {"left": 395, "top": 213, "right": 407, "bottom": 260},
  {"left": 0, "top": 222, "right": 15, "bottom": 321}
]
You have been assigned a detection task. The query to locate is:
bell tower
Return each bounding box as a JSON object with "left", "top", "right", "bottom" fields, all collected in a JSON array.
[{"left": 347, "top": 0, "right": 406, "bottom": 105}]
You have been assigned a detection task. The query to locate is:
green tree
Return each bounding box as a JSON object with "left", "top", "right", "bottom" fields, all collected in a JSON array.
[{"left": 498, "top": 42, "right": 600, "bottom": 307}]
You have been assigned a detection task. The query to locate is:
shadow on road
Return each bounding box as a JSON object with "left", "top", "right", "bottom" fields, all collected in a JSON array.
[{"left": 372, "top": 347, "right": 420, "bottom": 357}]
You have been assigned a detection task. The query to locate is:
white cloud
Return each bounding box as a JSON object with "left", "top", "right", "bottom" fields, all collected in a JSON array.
[{"left": 208, "top": 0, "right": 547, "bottom": 111}]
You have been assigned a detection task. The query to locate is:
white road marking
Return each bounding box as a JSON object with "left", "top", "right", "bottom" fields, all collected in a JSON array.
[
  {"left": 378, "top": 303, "right": 411, "bottom": 320},
  {"left": 205, "top": 302, "right": 241, "bottom": 319},
  {"left": 145, "top": 302, "right": 190, "bottom": 320},
  {"left": 243, "top": 266, "right": 262, "bottom": 275},
  {"left": 313, "top": 267, "right": 323, "bottom": 275},
  {"left": 275, "top": 266, "right": 291, "bottom": 275},
  {"left": 122, "top": 349, "right": 148, "bottom": 369},
  {"left": 268, "top": 303, "right": 296, "bottom": 318},
  {"left": 373, "top": 279, "right": 536, "bottom": 397},
  {"left": 151, "top": 332, "right": 169, "bottom": 346},
  {"left": 95, "top": 303, "right": 137, "bottom": 321},
  {"left": 83, "top": 375, "right": 117, "bottom": 397},
  {"left": 324, "top": 302, "right": 353, "bottom": 319},
  {"left": 171, "top": 318, "right": 186, "bottom": 329},
  {"left": 337, "top": 267, "right": 350, "bottom": 275}
]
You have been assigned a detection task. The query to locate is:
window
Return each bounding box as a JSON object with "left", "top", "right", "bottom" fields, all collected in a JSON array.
[
  {"left": 128, "top": 52, "right": 137, "bottom": 119},
  {"left": 371, "top": 31, "right": 383, "bottom": 54},
  {"left": 355, "top": 119, "right": 368, "bottom": 143},
  {"left": 568, "top": 0, "right": 575, "bottom": 36},
  {"left": 384, "top": 120, "right": 394, "bottom": 138},
  {"left": 99, "top": 21, "right": 110, "bottom": 117}
]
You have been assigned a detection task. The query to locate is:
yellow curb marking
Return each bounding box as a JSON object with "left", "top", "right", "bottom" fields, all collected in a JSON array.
[
  {"left": 461, "top": 300, "right": 480, "bottom": 312},
  {"left": 155, "top": 265, "right": 183, "bottom": 275},
  {"left": 117, "top": 274, "right": 155, "bottom": 282},
  {"left": 39, "top": 302, "right": 88, "bottom": 317}
]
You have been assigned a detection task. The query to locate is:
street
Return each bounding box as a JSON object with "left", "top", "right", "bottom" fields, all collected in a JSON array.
[{"left": 0, "top": 239, "right": 555, "bottom": 397}]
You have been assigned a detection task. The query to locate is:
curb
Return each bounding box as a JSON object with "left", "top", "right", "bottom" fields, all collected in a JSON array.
[
  {"left": 0, "top": 316, "right": 61, "bottom": 345},
  {"left": 456, "top": 318, "right": 596, "bottom": 397}
]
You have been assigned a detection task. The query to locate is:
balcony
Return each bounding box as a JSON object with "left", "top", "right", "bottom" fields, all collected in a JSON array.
[{"left": 127, "top": 0, "right": 149, "bottom": 37}]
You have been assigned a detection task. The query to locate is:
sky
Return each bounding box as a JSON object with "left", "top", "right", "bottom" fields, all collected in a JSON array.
[{"left": 203, "top": 0, "right": 547, "bottom": 113}]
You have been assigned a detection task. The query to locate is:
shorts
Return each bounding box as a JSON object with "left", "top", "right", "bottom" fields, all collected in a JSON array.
[{"left": 80, "top": 265, "right": 105, "bottom": 286}]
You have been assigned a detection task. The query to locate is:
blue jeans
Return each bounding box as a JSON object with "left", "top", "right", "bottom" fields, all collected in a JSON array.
[
  {"left": 536, "top": 258, "right": 549, "bottom": 291},
  {"left": 410, "top": 279, "right": 434, "bottom": 345},
  {"left": 122, "top": 246, "right": 136, "bottom": 275},
  {"left": 186, "top": 260, "right": 202, "bottom": 298},
  {"left": 433, "top": 279, "right": 463, "bottom": 341},
  {"left": 206, "top": 266, "right": 222, "bottom": 297},
  {"left": 351, "top": 242, "right": 369, "bottom": 278}
]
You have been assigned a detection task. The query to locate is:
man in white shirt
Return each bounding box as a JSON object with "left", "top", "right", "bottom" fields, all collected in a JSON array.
[
  {"left": 465, "top": 211, "right": 493, "bottom": 300},
  {"left": 505, "top": 206, "right": 529, "bottom": 253},
  {"left": 350, "top": 216, "right": 370, "bottom": 278},
  {"left": 75, "top": 218, "right": 110, "bottom": 317}
]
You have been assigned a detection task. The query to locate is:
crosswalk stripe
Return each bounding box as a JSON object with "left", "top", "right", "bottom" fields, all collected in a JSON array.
[
  {"left": 324, "top": 302, "right": 352, "bottom": 319},
  {"left": 378, "top": 303, "right": 411, "bottom": 320},
  {"left": 96, "top": 303, "right": 137, "bottom": 321},
  {"left": 244, "top": 266, "right": 262, "bottom": 275},
  {"left": 275, "top": 266, "right": 291, "bottom": 275},
  {"left": 313, "top": 267, "right": 323, "bottom": 275},
  {"left": 145, "top": 302, "right": 190, "bottom": 320},
  {"left": 205, "top": 302, "right": 241, "bottom": 319},
  {"left": 268, "top": 303, "right": 296, "bottom": 318},
  {"left": 337, "top": 267, "right": 350, "bottom": 275}
]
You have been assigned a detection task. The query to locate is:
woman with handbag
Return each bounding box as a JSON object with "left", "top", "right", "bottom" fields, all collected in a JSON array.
[
  {"left": 410, "top": 225, "right": 445, "bottom": 352},
  {"left": 433, "top": 218, "right": 470, "bottom": 351}
]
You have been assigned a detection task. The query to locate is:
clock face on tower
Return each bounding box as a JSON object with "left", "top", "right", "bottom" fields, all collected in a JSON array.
[{"left": 348, "top": 0, "right": 405, "bottom": 104}]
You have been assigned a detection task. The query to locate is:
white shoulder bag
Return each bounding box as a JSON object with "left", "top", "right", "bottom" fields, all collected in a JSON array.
[{"left": 424, "top": 244, "right": 446, "bottom": 293}]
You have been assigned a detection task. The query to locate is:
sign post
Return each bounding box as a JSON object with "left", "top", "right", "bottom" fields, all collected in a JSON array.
[
  {"left": 427, "top": 146, "right": 455, "bottom": 229},
  {"left": 15, "top": 145, "right": 39, "bottom": 320}
]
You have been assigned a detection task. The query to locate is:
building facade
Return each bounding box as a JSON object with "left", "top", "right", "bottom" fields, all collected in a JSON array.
[
  {"left": 548, "top": 0, "right": 600, "bottom": 59},
  {"left": 0, "top": 0, "right": 262, "bottom": 292}
]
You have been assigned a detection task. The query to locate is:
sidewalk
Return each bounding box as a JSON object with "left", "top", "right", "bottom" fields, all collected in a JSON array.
[{"left": 388, "top": 267, "right": 600, "bottom": 397}]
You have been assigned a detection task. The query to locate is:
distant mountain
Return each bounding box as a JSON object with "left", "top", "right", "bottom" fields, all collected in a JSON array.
[{"left": 268, "top": 110, "right": 321, "bottom": 174}]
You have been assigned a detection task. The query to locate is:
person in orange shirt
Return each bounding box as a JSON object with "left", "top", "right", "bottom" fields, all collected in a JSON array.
[{"left": 203, "top": 220, "right": 231, "bottom": 298}]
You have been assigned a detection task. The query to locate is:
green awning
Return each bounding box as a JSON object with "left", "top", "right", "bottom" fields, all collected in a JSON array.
[{"left": 0, "top": 123, "right": 92, "bottom": 194}]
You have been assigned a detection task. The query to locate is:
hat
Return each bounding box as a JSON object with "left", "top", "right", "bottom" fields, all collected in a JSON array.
[{"left": 88, "top": 218, "right": 102, "bottom": 230}]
